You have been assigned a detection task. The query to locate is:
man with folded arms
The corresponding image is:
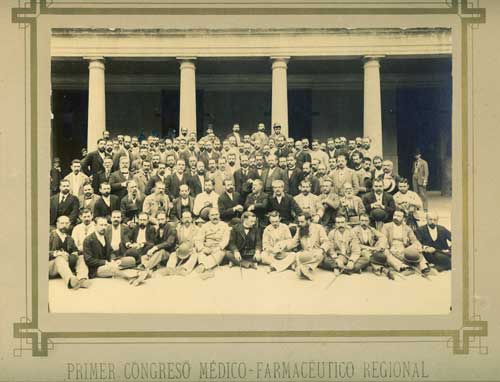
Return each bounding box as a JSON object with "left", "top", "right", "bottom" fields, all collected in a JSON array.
[
  {"left": 83, "top": 216, "right": 137, "bottom": 280},
  {"left": 321, "top": 215, "right": 366, "bottom": 274},
  {"left": 225, "top": 212, "right": 261, "bottom": 269},
  {"left": 416, "top": 211, "right": 452, "bottom": 272},
  {"left": 260, "top": 211, "right": 295, "bottom": 273},
  {"left": 123, "top": 212, "right": 157, "bottom": 264},
  {"left": 193, "top": 208, "right": 230, "bottom": 279},
  {"left": 49, "top": 216, "right": 89, "bottom": 289},
  {"left": 289, "top": 212, "right": 330, "bottom": 280}
]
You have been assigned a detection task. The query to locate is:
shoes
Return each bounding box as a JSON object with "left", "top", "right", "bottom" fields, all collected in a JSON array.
[
  {"left": 299, "top": 265, "right": 314, "bottom": 281},
  {"left": 228, "top": 261, "right": 233, "bottom": 268},
  {"left": 68, "top": 276, "right": 80, "bottom": 290},
  {"left": 195, "top": 264, "right": 206, "bottom": 274},
  {"left": 386, "top": 270, "right": 395, "bottom": 280},
  {"left": 421, "top": 267, "right": 431, "bottom": 276},
  {"left": 199, "top": 269, "right": 215, "bottom": 281},
  {"left": 249, "top": 262, "right": 258, "bottom": 270},
  {"left": 78, "top": 278, "right": 90, "bottom": 288}
]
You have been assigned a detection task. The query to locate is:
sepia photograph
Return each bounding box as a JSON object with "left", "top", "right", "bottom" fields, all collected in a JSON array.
[{"left": 48, "top": 26, "right": 452, "bottom": 315}]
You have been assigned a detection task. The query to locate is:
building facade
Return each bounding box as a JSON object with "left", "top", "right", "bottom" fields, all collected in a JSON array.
[{"left": 51, "top": 28, "right": 452, "bottom": 193}]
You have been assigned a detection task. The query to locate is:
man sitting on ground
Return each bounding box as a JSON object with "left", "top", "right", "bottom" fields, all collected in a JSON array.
[
  {"left": 416, "top": 211, "right": 452, "bottom": 272},
  {"left": 225, "top": 212, "right": 261, "bottom": 269},
  {"left": 260, "top": 211, "right": 295, "bottom": 273}
]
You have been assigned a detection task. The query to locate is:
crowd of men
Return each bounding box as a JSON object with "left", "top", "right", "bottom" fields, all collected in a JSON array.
[{"left": 49, "top": 123, "right": 450, "bottom": 290}]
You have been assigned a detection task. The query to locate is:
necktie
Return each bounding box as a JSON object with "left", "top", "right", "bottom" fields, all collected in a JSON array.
[{"left": 61, "top": 195, "right": 66, "bottom": 204}]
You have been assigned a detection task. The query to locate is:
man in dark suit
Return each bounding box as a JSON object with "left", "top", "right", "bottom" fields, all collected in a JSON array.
[
  {"left": 233, "top": 155, "right": 259, "bottom": 203},
  {"left": 169, "top": 184, "right": 195, "bottom": 222},
  {"left": 267, "top": 179, "right": 302, "bottom": 225},
  {"left": 49, "top": 215, "right": 88, "bottom": 289},
  {"left": 50, "top": 158, "right": 63, "bottom": 196},
  {"left": 105, "top": 210, "right": 131, "bottom": 258},
  {"left": 225, "top": 212, "right": 262, "bottom": 269},
  {"left": 144, "top": 163, "right": 168, "bottom": 195},
  {"left": 92, "top": 156, "right": 113, "bottom": 194},
  {"left": 218, "top": 179, "right": 244, "bottom": 225},
  {"left": 186, "top": 161, "right": 208, "bottom": 197},
  {"left": 49, "top": 179, "right": 80, "bottom": 228},
  {"left": 81, "top": 138, "right": 107, "bottom": 180},
  {"left": 111, "top": 135, "right": 133, "bottom": 171},
  {"left": 274, "top": 135, "right": 292, "bottom": 158},
  {"left": 285, "top": 156, "right": 304, "bottom": 197},
  {"left": 123, "top": 212, "right": 157, "bottom": 263},
  {"left": 362, "top": 178, "right": 396, "bottom": 230},
  {"left": 244, "top": 179, "right": 269, "bottom": 226},
  {"left": 109, "top": 156, "right": 133, "bottom": 200},
  {"left": 93, "top": 182, "right": 120, "bottom": 221},
  {"left": 199, "top": 140, "right": 220, "bottom": 169},
  {"left": 261, "top": 155, "right": 289, "bottom": 194},
  {"left": 294, "top": 140, "right": 311, "bottom": 169},
  {"left": 165, "top": 159, "right": 189, "bottom": 200},
  {"left": 83, "top": 216, "right": 137, "bottom": 279},
  {"left": 416, "top": 211, "right": 451, "bottom": 272}
]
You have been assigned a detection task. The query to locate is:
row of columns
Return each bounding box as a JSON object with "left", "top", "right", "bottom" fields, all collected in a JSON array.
[{"left": 85, "top": 56, "right": 384, "bottom": 156}]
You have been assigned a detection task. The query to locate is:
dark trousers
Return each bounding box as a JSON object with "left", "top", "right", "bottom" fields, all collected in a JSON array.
[
  {"left": 423, "top": 251, "right": 451, "bottom": 271},
  {"left": 225, "top": 251, "right": 257, "bottom": 268}
]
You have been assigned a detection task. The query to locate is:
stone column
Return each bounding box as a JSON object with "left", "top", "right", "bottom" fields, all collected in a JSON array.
[
  {"left": 178, "top": 58, "right": 197, "bottom": 138},
  {"left": 271, "top": 56, "right": 290, "bottom": 138},
  {"left": 86, "top": 57, "right": 106, "bottom": 152},
  {"left": 363, "top": 56, "right": 384, "bottom": 158}
]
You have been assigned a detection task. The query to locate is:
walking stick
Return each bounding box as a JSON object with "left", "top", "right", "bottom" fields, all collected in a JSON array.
[
  {"left": 325, "top": 268, "right": 345, "bottom": 290},
  {"left": 239, "top": 262, "right": 243, "bottom": 279}
]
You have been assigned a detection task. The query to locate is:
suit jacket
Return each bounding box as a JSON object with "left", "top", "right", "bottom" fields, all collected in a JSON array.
[
  {"left": 416, "top": 225, "right": 451, "bottom": 251},
  {"left": 261, "top": 167, "right": 289, "bottom": 194},
  {"left": 93, "top": 195, "right": 120, "bottom": 220},
  {"left": 285, "top": 168, "right": 304, "bottom": 197},
  {"left": 112, "top": 148, "right": 132, "bottom": 171},
  {"left": 412, "top": 159, "right": 429, "bottom": 186},
  {"left": 169, "top": 196, "right": 195, "bottom": 221},
  {"left": 165, "top": 172, "right": 189, "bottom": 200},
  {"left": 382, "top": 222, "right": 421, "bottom": 249},
  {"left": 92, "top": 169, "right": 112, "bottom": 194},
  {"left": 186, "top": 173, "right": 207, "bottom": 197},
  {"left": 303, "top": 174, "right": 321, "bottom": 195},
  {"left": 329, "top": 168, "right": 360, "bottom": 195},
  {"left": 81, "top": 150, "right": 105, "bottom": 178},
  {"left": 362, "top": 191, "right": 396, "bottom": 223},
  {"left": 128, "top": 224, "right": 157, "bottom": 250},
  {"left": 120, "top": 194, "right": 145, "bottom": 223},
  {"left": 78, "top": 194, "right": 100, "bottom": 212},
  {"left": 49, "top": 231, "right": 79, "bottom": 260},
  {"left": 352, "top": 225, "right": 387, "bottom": 249},
  {"left": 109, "top": 170, "right": 133, "bottom": 200},
  {"left": 144, "top": 174, "right": 167, "bottom": 196},
  {"left": 267, "top": 194, "right": 302, "bottom": 224},
  {"left": 50, "top": 168, "right": 62, "bottom": 195},
  {"left": 218, "top": 192, "right": 242, "bottom": 222},
  {"left": 104, "top": 224, "right": 131, "bottom": 256},
  {"left": 244, "top": 191, "right": 269, "bottom": 223},
  {"left": 153, "top": 224, "right": 177, "bottom": 252},
  {"left": 199, "top": 151, "right": 220, "bottom": 169},
  {"left": 49, "top": 193, "right": 80, "bottom": 226},
  {"left": 233, "top": 168, "right": 259, "bottom": 197},
  {"left": 275, "top": 146, "right": 292, "bottom": 158},
  {"left": 294, "top": 150, "right": 311, "bottom": 169},
  {"left": 83, "top": 232, "right": 111, "bottom": 278},
  {"left": 228, "top": 223, "right": 262, "bottom": 257}
]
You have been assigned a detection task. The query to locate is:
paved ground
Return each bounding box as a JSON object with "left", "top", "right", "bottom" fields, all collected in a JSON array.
[{"left": 49, "top": 194, "right": 451, "bottom": 315}]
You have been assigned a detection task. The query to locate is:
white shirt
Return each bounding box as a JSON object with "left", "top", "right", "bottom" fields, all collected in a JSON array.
[
  {"left": 136, "top": 228, "right": 147, "bottom": 245},
  {"left": 96, "top": 233, "right": 106, "bottom": 247},
  {"left": 374, "top": 192, "right": 383, "bottom": 205},
  {"left": 59, "top": 193, "right": 68, "bottom": 204},
  {"left": 193, "top": 191, "right": 220, "bottom": 216},
  {"left": 428, "top": 226, "right": 438, "bottom": 241},
  {"left": 69, "top": 173, "right": 82, "bottom": 196},
  {"left": 110, "top": 225, "right": 122, "bottom": 251},
  {"left": 72, "top": 222, "right": 96, "bottom": 251}
]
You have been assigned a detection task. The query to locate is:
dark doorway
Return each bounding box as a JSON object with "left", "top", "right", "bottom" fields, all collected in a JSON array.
[
  {"left": 396, "top": 85, "right": 452, "bottom": 191},
  {"left": 288, "top": 89, "right": 313, "bottom": 143},
  {"left": 160, "top": 90, "right": 180, "bottom": 138},
  {"left": 52, "top": 90, "right": 88, "bottom": 175}
]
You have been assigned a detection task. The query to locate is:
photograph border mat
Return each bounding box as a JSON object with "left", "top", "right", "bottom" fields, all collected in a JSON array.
[{"left": 10, "top": 0, "right": 487, "bottom": 357}]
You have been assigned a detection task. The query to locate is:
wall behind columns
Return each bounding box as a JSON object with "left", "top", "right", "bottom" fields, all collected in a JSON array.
[
  {"left": 381, "top": 88, "right": 398, "bottom": 171},
  {"left": 311, "top": 89, "right": 364, "bottom": 141},
  {"left": 106, "top": 91, "right": 162, "bottom": 139}
]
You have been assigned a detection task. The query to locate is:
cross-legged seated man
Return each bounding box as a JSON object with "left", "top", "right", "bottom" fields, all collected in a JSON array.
[
  {"left": 290, "top": 212, "right": 330, "bottom": 280},
  {"left": 193, "top": 208, "right": 230, "bottom": 279},
  {"left": 225, "top": 212, "right": 261, "bottom": 269},
  {"left": 321, "top": 215, "right": 366, "bottom": 274},
  {"left": 163, "top": 211, "right": 199, "bottom": 276},
  {"left": 381, "top": 209, "right": 431, "bottom": 275},
  {"left": 49, "top": 216, "right": 89, "bottom": 289},
  {"left": 134, "top": 211, "right": 176, "bottom": 286},
  {"left": 123, "top": 212, "right": 156, "bottom": 264},
  {"left": 260, "top": 211, "right": 295, "bottom": 272},
  {"left": 351, "top": 213, "right": 393, "bottom": 279},
  {"left": 83, "top": 217, "right": 138, "bottom": 280},
  {"left": 416, "top": 211, "right": 452, "bottom": 272}
]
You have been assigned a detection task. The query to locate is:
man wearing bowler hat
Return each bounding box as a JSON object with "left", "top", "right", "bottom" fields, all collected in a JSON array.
[{"left": 412, "top": 149, "right": 429, "bottom": 211}]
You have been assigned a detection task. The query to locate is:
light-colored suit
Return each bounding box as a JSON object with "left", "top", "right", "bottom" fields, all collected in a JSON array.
[
  {"left": 64, "top": 172, "right": 90, "bottom": 199},
  {"left": 329, "top": 167, "right": 360, "bottom": 196},
  {"left": 194, "top": 221, "right": 230, "bottom": 269},
  {"left": 381, "top": 222, "right": 426, "bottom": 271},
  {"left": 290, "top": 223, "right": 330, "bottom": 272},
  {"left": 260, "top": 223, "right": 295, "bottom": 272}
]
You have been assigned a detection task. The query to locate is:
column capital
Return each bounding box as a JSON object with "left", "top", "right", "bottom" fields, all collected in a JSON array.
[
  {"left": 84, "top": 57, "right": 105, "bottom": 70},
  {"left": 177, "top": 57, "right": 196, "bottom": 71},
  {"left": 363, "top": 55, "right": 385, "bottom": 64},
  {"left": 84, "top": 56, "right": 105, "bottom": 62},
  {"left": 271, "top": 56, "right": 290, "bottom": 70}
]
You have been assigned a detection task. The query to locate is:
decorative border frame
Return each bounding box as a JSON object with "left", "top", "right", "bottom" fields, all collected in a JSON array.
[{"left": 11, "top": 0, "right": 487, "bottom": 357}]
